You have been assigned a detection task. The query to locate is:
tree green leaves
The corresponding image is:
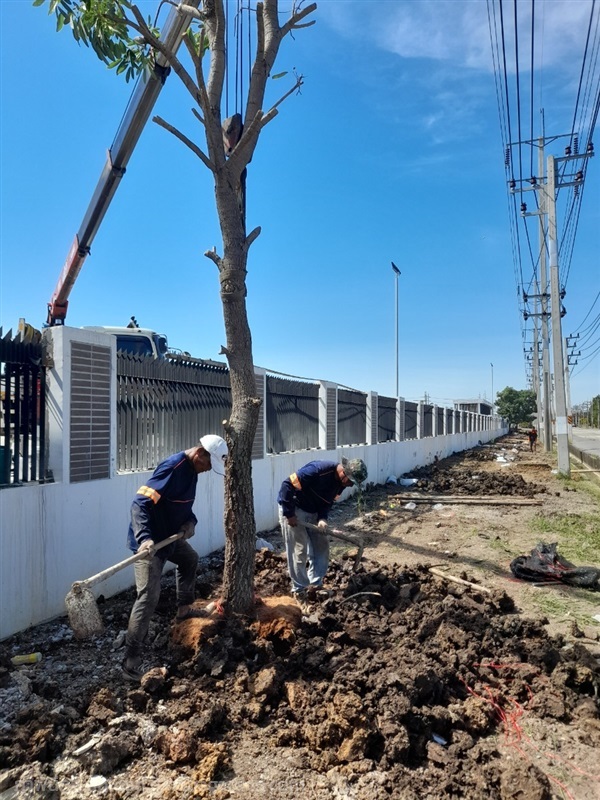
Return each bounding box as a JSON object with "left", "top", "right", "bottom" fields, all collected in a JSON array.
[
  {"left": 495, "top": 386, "right": 537, "bottom": 426},
  {"left": 186, "top": 28, "right": 209, "bottom": 59},
  {"left": 33, "top": 0, "right": 154, "bottom": 82}
]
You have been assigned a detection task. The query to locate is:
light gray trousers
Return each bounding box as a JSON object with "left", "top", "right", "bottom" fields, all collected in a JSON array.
[{"left": 278, "top": 505, "right": 330, "bottom": 594}]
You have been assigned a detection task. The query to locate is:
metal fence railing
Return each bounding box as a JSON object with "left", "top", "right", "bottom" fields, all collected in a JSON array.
[
  {"left": 405, "top": 401, "right": 418, "bottom": 440},
  {"left": 0, "top": 328, "right": 48, "bottom": 485},
  {"left": 378, "top": 395, "right": 396, "bottom": 442},
  {"left": 117, "top": 353, "right": 232, "bottom": 471},
  {"left": 266, "top": 375, "right": 319, "bottom": 454},
  {"left": 1, "top": 326, "right": 496, "bottom": 484},
  {"left": 423, "top": 404, "right": 433, "bottom": 437},
  {"left": 338, "top": 388, "right": 367, "bottom": 446}
]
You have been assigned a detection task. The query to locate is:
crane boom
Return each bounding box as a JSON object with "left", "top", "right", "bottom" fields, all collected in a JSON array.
[{"left": 46, "top": 0, "right": 201, "bottom": 326}]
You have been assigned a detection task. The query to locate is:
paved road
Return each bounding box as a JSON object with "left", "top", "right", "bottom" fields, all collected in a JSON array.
[{"left": 571, "top": 427, "right": 600, "bottom": 459}]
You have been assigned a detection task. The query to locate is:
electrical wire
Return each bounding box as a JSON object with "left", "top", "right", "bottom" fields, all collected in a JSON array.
[
  {"left": 529, "top": 0, "right": 535, "bottom": 177},
  {"left": 571, "top": 292, "right": 600, "bottom": 332},
  {"left": 570, "top": 341, "right": 600, "bottom": 377},
  {"left": 570, "top": 0, "right": 597, "bottom": 148},
  {"left": 577, "top": 315, "right": 600, "bottom": 347},
  {"left": 487, "top": 0, "right": 511, "bottom": 154},
  {"left": 498, "top": 0, "right": 516, "bottom": 182},
  {"left": 488, "top": 0, "right": 599, "bottom": 387},
  {"left": 513, "top": 0, "right": 525, "bottom": 192}
]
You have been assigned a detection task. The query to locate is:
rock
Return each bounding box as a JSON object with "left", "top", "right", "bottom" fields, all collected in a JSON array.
[
  {"left": 139, "top": 666, "right": 168, "bottom": 693},
  {"left": 337, "top": 728, "right": 370, "bottom": 762}
]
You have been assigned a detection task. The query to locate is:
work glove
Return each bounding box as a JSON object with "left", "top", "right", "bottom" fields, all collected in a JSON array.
[
  {"left": 138, "top": 539, "right": 156, "bottom": 558},
  {"left": 317, "top": 519, "right": 328, "bottom": 532},
  {"left": 287, "top": 515, "right": 298, "bottom": 528},
  {"left": 180, "top": 520, "right": 196, "bottom": 540}
]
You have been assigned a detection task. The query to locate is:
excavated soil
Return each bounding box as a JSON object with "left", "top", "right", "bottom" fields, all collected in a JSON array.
[{"left": 1, "top": 433, "right": 600, "bottom": 799}]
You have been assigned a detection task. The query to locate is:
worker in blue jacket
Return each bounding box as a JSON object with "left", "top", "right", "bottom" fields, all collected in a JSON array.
[
  {"left": 122, "top": 434, "right": 228, "bottom": 682},
  {"left": 277, "top": 458, "right": 368, "bottom": 599}
]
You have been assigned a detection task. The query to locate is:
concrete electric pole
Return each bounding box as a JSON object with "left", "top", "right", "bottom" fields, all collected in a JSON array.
[
  {"left": 392, "top": 262, "right": 400, "bottom": 398},
  {"left": 546, "top": 155, "right": 570, "bottom": 475},
  {"left": 538, "top": 140, "right": 553, "bottom": 453}
]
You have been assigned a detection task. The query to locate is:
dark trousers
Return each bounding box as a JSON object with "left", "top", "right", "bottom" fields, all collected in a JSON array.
[{"left": 125, "top": 539, "right": 198, "bottom": 657}]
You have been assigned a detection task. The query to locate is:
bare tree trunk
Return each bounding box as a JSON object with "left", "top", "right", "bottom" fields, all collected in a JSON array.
[{"left": 214, "top": 175, "right": 260, "bottom": 612}]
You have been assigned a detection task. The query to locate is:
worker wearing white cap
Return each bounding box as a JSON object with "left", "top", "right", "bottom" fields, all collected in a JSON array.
[{"left": 122, "top": 435, "right": 228, "bottom": 682}]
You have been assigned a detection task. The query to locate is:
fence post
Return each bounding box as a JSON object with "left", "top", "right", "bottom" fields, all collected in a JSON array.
[
  {"left": 252, "top": 367, "right": 267, "bottom": 460},
  {"left": 366, "top": 391, "right": 378, "bottom": 445},
  {"left": 43, "top": 326, "right": 116, "bottom": 483},
  {"left": 417, "top": 401, "right": 425, "bottom": 439},
  {"left": 433, "top": 405, "right": 439, "bottom": 437},
  {"left": 396, "top": 397, "right": 405, "bottom": 442},
  {"left": 319, "top": 381, "right": 337, "bottom": 451}
]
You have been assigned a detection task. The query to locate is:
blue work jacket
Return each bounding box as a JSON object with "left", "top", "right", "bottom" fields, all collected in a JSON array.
[
  {"left": 278, "top": 460, "right": 344, "bottom": 522},
  {"left": 127, "top": 451, "right": 198, "bottom": 554}
]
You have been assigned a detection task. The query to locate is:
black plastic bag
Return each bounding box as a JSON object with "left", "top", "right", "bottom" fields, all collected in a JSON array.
[{"left": 510, "top": 542, "right": 600, "bottom": 590}]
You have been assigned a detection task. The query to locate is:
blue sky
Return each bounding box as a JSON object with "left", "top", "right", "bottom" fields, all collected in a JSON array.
[{"left": 1, "top": 0, "right": 598, "bottom": 407}]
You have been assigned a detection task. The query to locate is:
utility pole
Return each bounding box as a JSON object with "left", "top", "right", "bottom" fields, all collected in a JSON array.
[
  {"left": 532, "top": 327, "right": 541, "bottom": 428},
  {"left": 564, "top": 337, "right": 572, "bottom": 440},
  {"left": 538, "top": 139, "right": 553, "bottom": 452},
  {"left": 391, "top": 262, "right": 400, "bottom": 397},
  {"left": 546, "top": 154, "right": 570, "bottom": 474},
  {"left": 516, "top": 138, "right": 551, "bottom": 449},
  {"left": 490, "top": 363, "right": 494, "bottom": 408}
]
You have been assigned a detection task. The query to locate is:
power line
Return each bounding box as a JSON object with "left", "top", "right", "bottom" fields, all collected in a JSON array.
[
  {"left": 570, "top": 0, "right": 598, "bottom": 147},
  {"left": 571, "top": 291, "right": 600, "bottom": 332}
]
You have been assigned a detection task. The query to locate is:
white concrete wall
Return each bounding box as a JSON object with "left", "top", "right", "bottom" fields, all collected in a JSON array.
[{"left": 0, "top": 425, "right": 505, "bottom": 640}]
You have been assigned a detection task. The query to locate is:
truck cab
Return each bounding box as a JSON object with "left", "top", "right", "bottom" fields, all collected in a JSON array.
[{"left": 81, "top": 326, "right": 169, "bottom": 359}]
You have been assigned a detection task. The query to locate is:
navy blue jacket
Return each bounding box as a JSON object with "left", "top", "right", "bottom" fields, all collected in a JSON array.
[
  {"left": 278, "top": 460, "right": 344, "bottom": 522},
  {"left": 127, "top": 451, "right": 198, "bottom": 555}
]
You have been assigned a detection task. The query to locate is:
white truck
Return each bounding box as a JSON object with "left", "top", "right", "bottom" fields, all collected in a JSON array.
[{"left": 81, "top": 319, "right": 170, "bottom": 360}]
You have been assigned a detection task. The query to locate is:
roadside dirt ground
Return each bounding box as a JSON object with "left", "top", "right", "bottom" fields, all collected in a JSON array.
[{"left": 1, "top": 432, "right": 599, "bottom": 800}]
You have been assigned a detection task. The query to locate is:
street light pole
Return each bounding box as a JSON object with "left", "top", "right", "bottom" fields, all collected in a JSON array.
[
  {"left": 392, "top": 262, "right": 400, "bottom": 397},
  {"left": 490, "top": 362, "right": 494, "bottom": 409}
]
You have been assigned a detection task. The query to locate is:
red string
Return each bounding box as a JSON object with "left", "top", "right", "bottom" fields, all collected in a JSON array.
[{"left": 459, "top": 667, "right": 600, "bottom": 796}]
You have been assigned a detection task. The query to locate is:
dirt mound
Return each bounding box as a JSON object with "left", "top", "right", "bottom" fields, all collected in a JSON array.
[
  {"left": 401, "top": 458, "right": 546, "bottom": 497},
  {"left": 1, "top": 546, "right": 598, "bottom": 799}
]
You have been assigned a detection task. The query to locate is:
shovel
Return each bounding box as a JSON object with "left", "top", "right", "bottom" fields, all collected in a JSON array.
[
  {"left": 304, "top": 521, "right": 364, "bottom": 571},
  {"left": 65, "top": 533, "right": 184, "bottom": 640}
]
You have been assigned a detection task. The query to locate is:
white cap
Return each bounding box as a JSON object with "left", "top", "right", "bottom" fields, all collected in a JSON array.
[{"left": 199, "top": 435, "right": 228, "bottom": 475}]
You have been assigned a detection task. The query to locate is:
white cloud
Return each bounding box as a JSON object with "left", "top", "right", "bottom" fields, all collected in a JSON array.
[{"left": 319, "top": 0, "right": 594, "bottom": 74}]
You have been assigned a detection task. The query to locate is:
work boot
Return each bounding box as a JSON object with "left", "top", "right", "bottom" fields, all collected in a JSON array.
[{"left": 121, "top": 654, "right": 144, "bottom": 683}]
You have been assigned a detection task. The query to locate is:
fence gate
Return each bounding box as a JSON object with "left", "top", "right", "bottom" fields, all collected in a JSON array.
[{"left": 0, "top": 328, "right": 48, "bottom": 486}]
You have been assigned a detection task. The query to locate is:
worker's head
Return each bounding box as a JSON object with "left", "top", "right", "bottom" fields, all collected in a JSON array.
[
  {"left": 340, "top": 457, "right": 368, "bottom": 487},
  {"left": 195, "top": 435, "right": 228, "bottom": 475}
]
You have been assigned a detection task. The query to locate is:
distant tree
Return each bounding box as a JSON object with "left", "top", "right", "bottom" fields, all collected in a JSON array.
[
  {"left": 591, "top": 395, "right": 600, "bottom": 428},
  {"left": 36, "top": 0, "right": 317, "bottom": 613},
  {"left": 495, "top": 387, "right": 537, "bottom": 427}
]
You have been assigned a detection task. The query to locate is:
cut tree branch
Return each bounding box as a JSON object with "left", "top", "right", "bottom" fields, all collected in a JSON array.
[
  {"left": 152, "top": 115, "right": 215, "bottom": 172},
  {"left": 245, "top": 227, "right": 262, "bottom": 249},
  {"left": 204, "top": 249, "right": 223, "bottom": 269},
  {"left": 280, "top": 2, "right": 318, "bottom": 37},
  {"left": 269, "top": 75, "right": 304, "bottom": 114},
  {"left": 191, "top": 107, "right": 205, "bottom": 126}
]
